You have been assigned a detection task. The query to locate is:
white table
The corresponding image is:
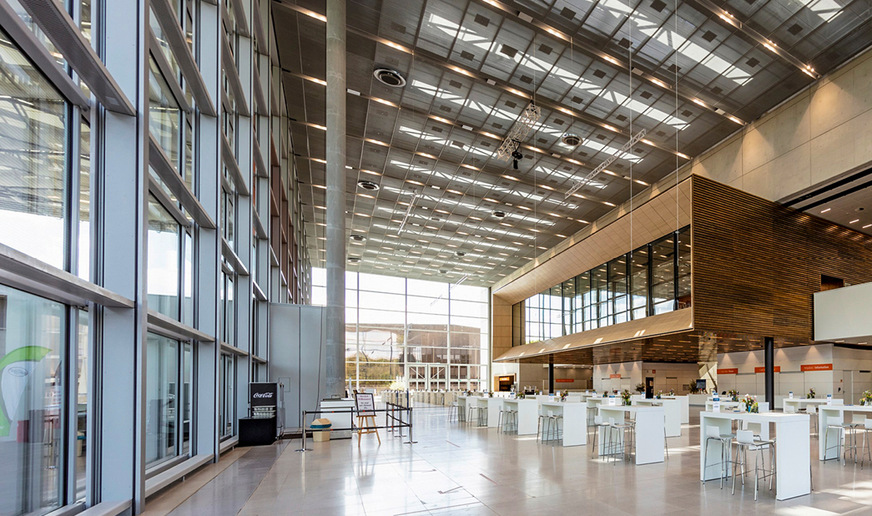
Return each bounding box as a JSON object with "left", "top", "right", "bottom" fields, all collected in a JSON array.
[
  {"left": 486, "top": 397, "right": 504, "bottom": 428},
  {"left": 705, "top": 400, "right": 770, "bottom": 413},
  {"left": 502, "top": 399, "right": 539, "bottom": 435},
  {"left": 784, "top": 398, "right": 842, "bottom": 414},
  {"left": 540, "top": 402, "right": 588, "bottom": 446},
  {"left": 700, "top": 411, "right": 810, "bottom": 500},
  {"left": 661, "top": 396, "right": 689, "bottom": 424},
  {"left": 633, "top": 399, "right": 681, "bottom": 437},
  {"left": 817, "top": 405, "right": 872, "bottom": 460},
  {"left": 597, "top": 405, "right": 665, "bottom": 464}
]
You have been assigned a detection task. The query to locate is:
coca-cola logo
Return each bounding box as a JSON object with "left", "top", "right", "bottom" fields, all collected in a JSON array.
[{"left": 253, "top": 392, "right": 273, "bottom": 398}]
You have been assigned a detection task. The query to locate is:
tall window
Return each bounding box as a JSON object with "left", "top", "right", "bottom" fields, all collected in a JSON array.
[
  {"left": 147, "top": 195, "right": 180, "bottom": 319},
  {"left": 312, "top": 270, "right": 490, "bottom": 391},
  {"left": 145, "top": 333, "right": 194, "bottom": 469},
  {"left": 520, "top": 227, "right": 692, "bottom": 344},
  {"left": 0, "top": 286, "right": 64, "bottom": 514}
]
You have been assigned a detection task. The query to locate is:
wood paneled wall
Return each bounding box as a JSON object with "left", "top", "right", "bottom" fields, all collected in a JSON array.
[{"left": 692, "top": 176, "right": 872, "bottom": 341}]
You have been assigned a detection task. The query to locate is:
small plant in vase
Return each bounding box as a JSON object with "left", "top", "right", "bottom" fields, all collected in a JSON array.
[
  {"left": 860, "top": 391, "right": 872, "bottom": 406},
  {"left": 517, "top": 393, "right": 526, "bottom": 399},
  {"left": 655, "top": 390, "right": 663, "bottom": 399},
  {"left": 807, "top": 388, "right": 816, "bottom": 399},
  {"left": 621, "top": 389, "right": 632, "bottom": 406},
  {"left": 635, "top": 383, "right": 645, "bottom": 394},
  {"left": 668, "top": 389, "right": 675, "bottom": 396},
  {"left": 742, "top": 394, "right": 757, "bottom": 412},
  {"left": 728, "top": 389, "right": 739, "bottom": 402},
  {"left": 560, "top": 390, "right": 568, "bottom": 402}
]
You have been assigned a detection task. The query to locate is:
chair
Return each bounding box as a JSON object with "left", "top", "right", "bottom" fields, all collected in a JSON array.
[
  {"left": 498, "top": 406, "right": 518, "bottom": 433},
  {"left": 731, "top": 429, "right": 775, "bottom": 501},
  {"left": 703, "top": 425, "right": 733, "bottom": 488}
]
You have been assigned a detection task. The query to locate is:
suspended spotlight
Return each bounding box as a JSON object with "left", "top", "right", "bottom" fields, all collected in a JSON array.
[{"left": 510, "top": 140, "right": 523, "bottom": 170}]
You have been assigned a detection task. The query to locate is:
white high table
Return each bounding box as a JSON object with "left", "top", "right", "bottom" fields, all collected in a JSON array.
[
  {"left": 661, "top": 396, "right": 690, "bottom": 424},
  {"left": 704, "top": 400, "right": 770, "bottom": 413},
  {"left": 633, "top": 399, "right": 681, "bottom": 437},
  {"left": 784, "top": 398, "right": 842, "bottom": 414},
  {"left": 700, "top": 411, "right": 810, "bottom": 500},
  {"left": 501, "top": 399, "right": 539, "bottom": 435},
  {"left": 486, "top": 397, "right": 504, "bottom": 428},
  {"left": 597, "top": 405, "right": 665, "bottom": 464},
  {"left": 540, "top": 402, "right": 588, "bottom": 446},
  {"left": 817, "top": 405, "right": 872, "bottom": 460}
]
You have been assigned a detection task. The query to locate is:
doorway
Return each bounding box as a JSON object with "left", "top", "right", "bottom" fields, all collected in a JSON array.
[{"left": 645, "top": 377, "right": 654, "bottom": 399}]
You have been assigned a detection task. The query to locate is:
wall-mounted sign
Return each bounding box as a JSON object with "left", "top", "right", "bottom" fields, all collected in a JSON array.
[
  {"left": 609, "top": 373, "right": 621, "bottom": 379},
  {"left": 555, "top": 379, "right": 575, "bottom": 383},
  {"left": 717, "top": 368, "right": 738, "bottom": 375},
  {"left": 801, "top": 363, "right": 833, "bottom": 372},
  {"left": 754, "top": 366, "right": 781, "bottom": 373}
]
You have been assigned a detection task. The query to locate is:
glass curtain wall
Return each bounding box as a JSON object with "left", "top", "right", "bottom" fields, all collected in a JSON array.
[
  {"left": 516, "top": 226, "right": 692, "bottom": 345},
  {"left": 311, "top": 269, "right": 490, "bottom": 391},
  {"left": 0, "top": 14, "right": 92, "bottom": 514}
]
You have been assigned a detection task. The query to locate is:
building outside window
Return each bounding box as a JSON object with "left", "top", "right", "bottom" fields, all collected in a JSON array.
[{"left": 311, "top": 269, "right": 490, "bottom": 392}]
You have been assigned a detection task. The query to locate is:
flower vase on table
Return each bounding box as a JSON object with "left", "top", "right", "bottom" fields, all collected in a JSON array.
[
  {"left": 621, "top": 389, "right": 632, "bottom": 406},
  {"left": 807, "top": 388, "right": 816, "bottom": 399},
  {"left": 860, "top": 391, "right": 872, "bottom": 406}
]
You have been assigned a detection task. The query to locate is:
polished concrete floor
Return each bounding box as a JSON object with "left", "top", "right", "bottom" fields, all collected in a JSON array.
[{"left": 147, "top": 406, "right": 872, "bottom": 515}]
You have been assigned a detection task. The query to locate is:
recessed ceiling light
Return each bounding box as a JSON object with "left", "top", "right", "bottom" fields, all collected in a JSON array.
[
  {"left": 357, "top": 179, "right": 379, "bottom": 191},
  {"left": 350, "top": 234, "right": 366, "bottom": 242},
  {"left": 492, "top": 210, "right": 506, "bottom": 218},
  {"left": 373, "top": 67, "right": 406, "bottom": 88}
]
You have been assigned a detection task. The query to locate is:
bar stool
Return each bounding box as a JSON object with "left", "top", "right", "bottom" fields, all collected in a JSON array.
[
  {"left": 447, "top": 402, "right": 459, "bottom": 423},
  {"left": 498, "top": 406, "right": 518, "bottom": 433},
  {"left": 860, "top": 418, "right": 872, "bottom": 469},
  {"left": 589, "top": 415, "right": 609, "bottom": 456},
  {"left": 703, "top": 425, "right": 734, "bottom": 488},
  {"left": 467, "top": 404, "right": 484, "bottom": 427},
  {"left": 731, "top": 429, "right": 775, "bottom": 501},
  {"left": 606, "top": 416, "right": 634, "bottom": 464},
  {"left": 805, "top": 405, "right": 818, "bottom": 436},
  {"left": 546, "top": 412, "right": 563, "bottom": 443},
  {"left": 825, "top": 415, "right": 860, "bottom": 465}
]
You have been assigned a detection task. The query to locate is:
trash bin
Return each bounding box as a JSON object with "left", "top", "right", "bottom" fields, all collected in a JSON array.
[{"left": 311, "top": 418, "right": 332, "bottom": 442}]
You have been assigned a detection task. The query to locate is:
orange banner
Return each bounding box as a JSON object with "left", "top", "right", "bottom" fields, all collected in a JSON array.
[
  {"left": 609, "top": 373, "right": 621, "bottom": 379},
  {"left": 555, "top": 379, "right": 575, "bottom": 383},
  {"left": 717, "top": 368, "right": 738, "bottom": 375},
  {"left": 754, "top": 366, "right": 781, "bottom": 373},
  {"left": 801, "top": 363, "right": 833, "bottom": 372}
]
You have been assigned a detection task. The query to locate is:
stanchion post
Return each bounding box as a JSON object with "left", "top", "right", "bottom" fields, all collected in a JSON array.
[{"left": 295, "top": 410, "right": 311, "bottom": 452}]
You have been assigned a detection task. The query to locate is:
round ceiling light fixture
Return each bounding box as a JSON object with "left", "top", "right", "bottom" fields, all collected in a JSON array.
[
  {"left": 561, "top": 133, "right": 581, "bottom": 146},
  {"left": 492, "top": 210, "right": 507, "bottom": 218},
  {"left": 357, "top": 179, "right": 380, "bottom": 191},
  {"left": 349, "top": 234, "right": 366, "bottom": 242},
  {"left": 373, "top": 68, "right": 406, "bottom": 88},
  {"left": 455, "top": 251, "right": 466, "bottom": 257},
  {"left": 347, "top": 256, "right": 361, "bottom": 263}
]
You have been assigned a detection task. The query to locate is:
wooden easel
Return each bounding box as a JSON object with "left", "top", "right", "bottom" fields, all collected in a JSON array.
[{"left": 354, "top": 392, "right": 381, "bottom": 446}]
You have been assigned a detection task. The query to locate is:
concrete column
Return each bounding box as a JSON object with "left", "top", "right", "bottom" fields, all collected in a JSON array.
[
  {"left": 324, "top": 0, "right": 346, "bottom": 398},
  {"left": 764, "top": 336, "right": 775, "bottom": 407}
]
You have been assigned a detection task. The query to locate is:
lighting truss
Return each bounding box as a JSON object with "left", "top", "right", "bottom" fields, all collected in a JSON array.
[
  {"left": 496, "top": 103, "right": 542, "bottom": 161},
  {"left": 397, "top": 192, "right": 419, "bottom": 234},
  {"left": 564, "top": 129, "right": 647, "bottom": 199}
]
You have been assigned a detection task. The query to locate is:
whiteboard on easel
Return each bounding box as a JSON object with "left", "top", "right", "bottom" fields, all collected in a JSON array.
[{"left": 355, "top": 392, "right": 376, "bottom": 416}]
